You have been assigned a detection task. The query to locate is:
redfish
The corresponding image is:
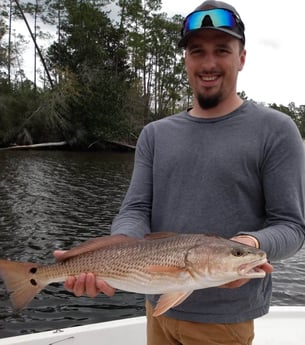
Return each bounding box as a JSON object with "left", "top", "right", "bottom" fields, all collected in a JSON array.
[{"left": 0, "top": 233, "right": 268, "bottom": 316}]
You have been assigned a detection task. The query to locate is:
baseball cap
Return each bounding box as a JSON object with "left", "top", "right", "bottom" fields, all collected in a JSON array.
[{"left": 178, "top": 0, "right": 245, "bottom": 48}]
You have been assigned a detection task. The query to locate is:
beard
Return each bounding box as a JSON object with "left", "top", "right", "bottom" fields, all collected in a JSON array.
[{"left": 197, "top": 92, "right": 222, "bottom": 110}]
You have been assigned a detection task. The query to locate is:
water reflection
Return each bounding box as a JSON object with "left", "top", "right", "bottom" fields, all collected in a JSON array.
[
  {"left": 0, "top": 150, "right": 145, "bottom": 338},
  {"left": 0, "top": 150, "right": 304, "bottom": 338},
  {"left": 0, "top": 151, "right": 133, "bottom": 258}
]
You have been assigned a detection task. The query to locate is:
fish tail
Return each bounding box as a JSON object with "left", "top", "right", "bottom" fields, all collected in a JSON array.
[{"left": 0, "top": 259, "right": 46, "bottom": 312}]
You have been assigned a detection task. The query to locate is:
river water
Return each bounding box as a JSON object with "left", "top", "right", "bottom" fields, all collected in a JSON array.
[{"left": 0, "top": 150, "right": 304, "bottom": 339}]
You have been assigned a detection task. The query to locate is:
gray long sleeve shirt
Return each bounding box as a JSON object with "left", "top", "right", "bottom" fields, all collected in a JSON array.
[{"left": 111, "top": 101, "right": 305, "bottom": 323}]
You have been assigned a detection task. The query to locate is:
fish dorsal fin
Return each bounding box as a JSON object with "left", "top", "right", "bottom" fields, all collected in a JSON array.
[
  {"left": 144, "top": 232, "right": 177, "bottom": 240},
  {"left": 57, "top": 235, "right": 137, "bottom": 261},
  {"left": 153, "top": 291, "right": 193, "bottom": 316}
]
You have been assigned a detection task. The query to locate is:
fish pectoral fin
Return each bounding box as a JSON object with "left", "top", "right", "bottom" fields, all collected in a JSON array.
[
  {"left": 153, "top": 291, "right": 193, "bottom": 317},
  {"left": 57, "top": 235, "right": 139, "bottom": 261}
]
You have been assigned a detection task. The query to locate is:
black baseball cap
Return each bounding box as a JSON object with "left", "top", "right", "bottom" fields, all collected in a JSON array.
[{"left": 178, "top": 0, "right": 245, "bottom": 48}]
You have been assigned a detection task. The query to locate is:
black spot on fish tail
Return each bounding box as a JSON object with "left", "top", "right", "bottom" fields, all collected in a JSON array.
[
  {"left": 30, "top": 279, "right": 38, "bottom": 286},
  {"left": 29, "top": 267, "right": 37, "bottom": 274}
]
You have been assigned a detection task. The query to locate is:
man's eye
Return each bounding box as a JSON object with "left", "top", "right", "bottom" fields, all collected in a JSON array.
[
  {"left": 190, "top": 49, "right": 202, "bottom": 55},
  {"left": 217, "top": 49, "right": 230, "bottom": 55}
]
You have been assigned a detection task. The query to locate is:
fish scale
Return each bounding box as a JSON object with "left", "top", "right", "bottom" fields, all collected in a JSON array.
[{"left": 0, "top": 233, "right": 268, "bottom": 316}]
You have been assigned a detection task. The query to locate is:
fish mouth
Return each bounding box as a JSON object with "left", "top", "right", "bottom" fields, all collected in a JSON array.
[{"left": 238, "top": 258, "right": 267, "bottom": 278}]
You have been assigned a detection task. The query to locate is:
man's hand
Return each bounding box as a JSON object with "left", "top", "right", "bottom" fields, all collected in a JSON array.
[
  {"left": 219, "top": 235, "right": 273, "bottom": 289},
  {"left": 54, "top": 250, "right": 116, "bottom": 297}
]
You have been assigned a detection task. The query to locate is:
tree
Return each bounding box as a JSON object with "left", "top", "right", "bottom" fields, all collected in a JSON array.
[
  {"left": 297, "top": 105, "right": 305, "bottom": 138},
  {"left": 1, "top": 1, "right": 303, "bottom": 147},
  {"left": 117, "top": 1, "right": 187, "bottom": 124},
  {"left": 45, "top": 0, "right": 131, "bottom": 144},
  {"left": 0, "top": 17, "right": 7, "bottom": 74}
]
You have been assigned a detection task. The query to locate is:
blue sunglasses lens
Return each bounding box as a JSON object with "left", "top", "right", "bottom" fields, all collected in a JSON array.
[{"left": 184, "top": 9, "right": 236, "bottom": 32}]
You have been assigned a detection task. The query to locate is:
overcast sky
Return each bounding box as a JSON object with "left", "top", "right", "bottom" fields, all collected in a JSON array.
[
  {"left": 17, "top": 0, "right": 303, "bottom": 106},
  {"left": 162, "top": 0, "right": 304, "bottom": 106}
]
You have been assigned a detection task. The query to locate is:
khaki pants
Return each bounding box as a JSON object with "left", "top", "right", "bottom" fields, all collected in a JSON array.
[{"left": 146, "top": 301, "right": 254, "bottom": 345}]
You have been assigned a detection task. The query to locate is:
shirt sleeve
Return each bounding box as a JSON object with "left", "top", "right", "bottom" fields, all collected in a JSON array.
[
  {"left": 240, "top": 116, "right": 305, "bottom": 261},
  {"left": 111, "top": 126, "right": 153, "bottom": 238}
]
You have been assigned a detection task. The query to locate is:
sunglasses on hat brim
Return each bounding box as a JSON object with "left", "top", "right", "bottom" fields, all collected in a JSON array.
[{"left": 182, "top": 8, "right": 243, "bottom": 37}]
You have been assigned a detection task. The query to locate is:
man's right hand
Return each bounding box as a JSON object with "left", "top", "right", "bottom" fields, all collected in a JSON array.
[{"left": 54, "top": 250, "right": 116, "bottom": 298}]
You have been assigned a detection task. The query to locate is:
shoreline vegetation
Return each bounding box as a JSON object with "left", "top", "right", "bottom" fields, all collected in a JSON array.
[{"left": 1, "top": 1, "right": 304, "bottom": 150}]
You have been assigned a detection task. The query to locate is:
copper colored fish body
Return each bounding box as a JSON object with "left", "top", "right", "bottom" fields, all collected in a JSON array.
[{"left": 0, "top": 233, "right": 268, "bottom": 316}]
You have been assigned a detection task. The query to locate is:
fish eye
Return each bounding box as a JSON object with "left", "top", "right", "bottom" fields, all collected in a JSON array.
[{"left": 231, "top": 248, "right": 245, "bottom": 257}]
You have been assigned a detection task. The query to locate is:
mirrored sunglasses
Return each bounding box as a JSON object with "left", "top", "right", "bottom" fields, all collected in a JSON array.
[{"left": 183, "top": 8, "right": 239, "bottom": 33}]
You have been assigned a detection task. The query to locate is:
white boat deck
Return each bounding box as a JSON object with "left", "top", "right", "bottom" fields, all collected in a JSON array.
[{"left": 1, "top": 306, "right": 304, "bottom": 345}]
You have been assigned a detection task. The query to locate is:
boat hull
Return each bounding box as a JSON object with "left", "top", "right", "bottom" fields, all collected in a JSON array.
[{"left": 0, "top": 306, "right": 304, "bottom": 345}]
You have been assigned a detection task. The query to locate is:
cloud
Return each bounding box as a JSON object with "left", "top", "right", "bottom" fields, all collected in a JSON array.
[{"left": 258, "top": 39, "right": 280, "bottom": 50}]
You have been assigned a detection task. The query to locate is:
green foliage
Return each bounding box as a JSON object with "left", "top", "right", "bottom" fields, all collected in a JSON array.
[
  {"left": 0, "top": 78, "right": 41, "bottom": 145},
  {"left": 0, "top": 0, "right": 304, "bottom": 148},
  {"left": 45, "top": 0, "right": 132, "bottom": 145},
  {"left": 238, "top": 90, "right": 248, "bottom": 101},
  {"left": 269, "top": 102, "right": 305, "bottom": 138}
]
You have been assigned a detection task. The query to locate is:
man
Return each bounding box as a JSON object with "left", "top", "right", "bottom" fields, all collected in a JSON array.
[{"left": 57, "top": 1, "right": 305, "bottom": 344}]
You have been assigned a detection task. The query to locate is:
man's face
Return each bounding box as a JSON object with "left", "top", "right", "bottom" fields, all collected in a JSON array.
[{"left": 184, "top": 30, "right": 246, "bottom": 110}]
